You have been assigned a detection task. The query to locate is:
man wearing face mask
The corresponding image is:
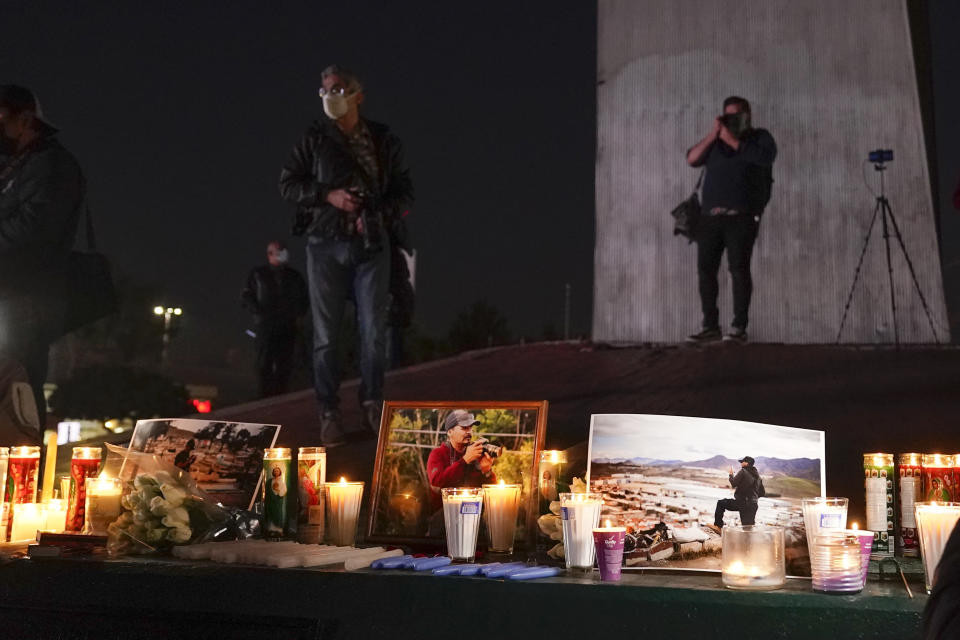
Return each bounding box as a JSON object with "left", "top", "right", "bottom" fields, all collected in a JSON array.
[
  {"left": 242, "top": 240, "right": 309, "bottom": 398},
  {"left": 279, "top": 65, "right": 413, "bottom": 445},
  {"left": 685, "top": 96, "right": 777, "bottom": 345},
  {"left": 0, "top": 85, "right": 84, "bottom": 424}
]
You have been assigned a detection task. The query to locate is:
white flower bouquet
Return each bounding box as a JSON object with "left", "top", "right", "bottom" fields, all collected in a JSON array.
[{"left": 104, "top": 443, "right": 232, "bottom": 556}]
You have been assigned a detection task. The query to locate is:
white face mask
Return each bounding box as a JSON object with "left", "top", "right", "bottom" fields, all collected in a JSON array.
[
  {"left": 323, "top": 94, "right": 350, "bottom": 120},
  {"left": 273, "top": 249, "right": 289, "bottom": 264}
]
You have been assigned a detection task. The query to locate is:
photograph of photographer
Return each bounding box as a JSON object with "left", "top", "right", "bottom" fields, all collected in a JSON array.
[{"left": 367, "top": 401, "right": 547, "bottom": 547}]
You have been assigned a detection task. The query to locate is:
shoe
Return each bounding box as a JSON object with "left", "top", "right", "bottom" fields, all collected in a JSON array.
[
  {"left": 704, "top": 523, "right": 722, "bottom": 535},
  {"left": 686, "top": 327, "right": 722, "bottom": 343},
  {"left": 320, "top": 409, "right": 347, "bottom": 447},
  {"left": 362, "top": 400, "right": 383, "bottom": 435},
  {"left": 722, "top": 328, "right": 748, "bottom": 344}
]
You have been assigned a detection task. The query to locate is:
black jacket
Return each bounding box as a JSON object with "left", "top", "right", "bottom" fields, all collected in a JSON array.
[
  {"left": 241, "top": 264, "right": 309, "bottom": 329},
  {"left": 692, "top": 128, "right": 776, "bottom": 216},
  {"left": 278, "top": 116, "right": 414, "bottom": 241},
  {"left": 729, "top": 466, "right": 761, "bottom": 502}
]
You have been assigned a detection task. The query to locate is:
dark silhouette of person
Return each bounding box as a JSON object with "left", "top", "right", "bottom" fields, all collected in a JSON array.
[
  {"left": 707, "top": 456, "right": 761, "bottom": 533},
  {"left": 242, "top": 240, "right": 309, "bottom": 398},
  {"left": 923, "top": 518, "right": 960, "bottom": 638},
  {"left": 174, "top": 439, "right": 196, "bottom": 471}
]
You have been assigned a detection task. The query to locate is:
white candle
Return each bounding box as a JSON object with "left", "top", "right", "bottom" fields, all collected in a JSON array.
[
  {"left": 802, "top": 497, "right": 848, "bottom": 560},
  {"left": 42, "top": 499, "right": 67, "bottom": 532},
  {"left": 84, "top": 475, "right": 122, "bottom": 535},
  {"left": 441, "top": 487, "right": 484, "bottom": 561},
  {"left": 560, "top": 492, "right": 603, "bottom": 571},
  {"left": 482, "top": 481, "right": 521, "bottom": 554},
  {"left": 10, "top": 503, "right": 46, "bottom": 542},
  {"left": 40, "top": 432, "right": 58, "bottom": 503},
  {"left": 324, "top": 478, "right": 364, "bottom": 547},
  {"left": 721, "top": 524, "right": 785, "bottom": 590},
  {"left": 915, "top": 502, "right": 960, "bottom": 593}
]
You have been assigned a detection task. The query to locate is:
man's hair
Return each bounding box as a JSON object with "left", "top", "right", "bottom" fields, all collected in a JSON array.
[
  {"left": 723, "top": 96, "right": 751, "bottom": 113},
  {"left": 321, "top": 65, "right": 363, "bottom": 93},
  {"left": 267, "top": 240, "right": 287, "bottom": 251}
]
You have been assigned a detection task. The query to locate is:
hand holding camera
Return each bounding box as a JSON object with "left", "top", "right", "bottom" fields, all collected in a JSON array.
[{"left": 326, "top": 188, "right": 361, "bottom": 213}]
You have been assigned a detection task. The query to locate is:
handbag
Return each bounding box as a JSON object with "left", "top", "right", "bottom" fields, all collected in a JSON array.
[
  {"left": 670, "top": 169, "right": 705, "bottom": 242},
  {"left": 61, "top": 201, "right": 118, "bottom": 334}
]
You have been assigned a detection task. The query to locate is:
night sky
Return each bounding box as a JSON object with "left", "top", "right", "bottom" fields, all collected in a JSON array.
[{"left": 2, "top": 2, "right": 958, "bottom": 383}]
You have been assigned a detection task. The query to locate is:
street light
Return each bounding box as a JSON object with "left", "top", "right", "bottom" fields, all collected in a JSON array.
[{"left": 153, "top": 305, "right": 184, "bottom": 364}]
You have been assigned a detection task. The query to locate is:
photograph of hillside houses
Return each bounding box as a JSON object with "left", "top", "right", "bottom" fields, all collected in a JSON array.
[
  {"left": 129, "top": 419, "right": 280, "bottom": 509},
  {"left": 588, "top": 415, "right": 825, "bottom": 574}
]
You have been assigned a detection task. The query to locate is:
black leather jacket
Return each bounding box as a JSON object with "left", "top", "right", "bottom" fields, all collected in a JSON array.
[{"left": 278, "top": 116, "right": 414, "bottom": 240}]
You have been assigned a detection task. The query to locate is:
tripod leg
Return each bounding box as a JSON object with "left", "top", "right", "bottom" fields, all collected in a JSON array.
[
  {"left": 879, "top": 198, "right": 899, "bottom": 347},
  {"left": 883, "top": 202, "right": 941, "bottom": 344},
  {"left": 836, "top": 199, "right": 882, "bottom": 343}
]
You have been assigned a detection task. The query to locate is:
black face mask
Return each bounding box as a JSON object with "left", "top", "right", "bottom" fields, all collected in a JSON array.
[{"left": 719, "top": 112, "right": 751, "bottom": 139}]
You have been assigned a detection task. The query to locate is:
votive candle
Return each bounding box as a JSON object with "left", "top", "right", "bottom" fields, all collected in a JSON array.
[
  {"left": 898, "top": 453, "right": 922, "bottom": 557},
  {"left": 593, "top": 519, "right": 627, "bottom": 582},
  {"left": 442, "top": 487, "right": 484, "bottom": 562},
  {"left": 10, "top": 502, "right": 46, "bottom": 542},
  {"left": 84, "top": 475, "right": 122, "bottom": 535},
  {"left": 325, "top": 478, "right": 364, "bottom": 547},
  {"left": 922, "top": 454, "right": 954, "bottom": 502},
  {"left": 67, "top": 447, "right": 102, "bottom": 532},
  {"left": 721, "top": 524, "right": 786, "bottom": 590},
  {"left": 802, "top": 497, "right": 848, "bottom": 560},
  {"left": 42, "top": 498, "right": 67, "bottom": 532},
  {"left": 560, "top": 492, "right": 603, "bottom": 572},
  {"left": 297, "top": 446, "right": 326, "bottom": 544},
  {"left": 482, "top": 481, "right": 521, "bottom": 554},
  {"left": 915, "top": 501, "right": 960, "bottom": 593}
]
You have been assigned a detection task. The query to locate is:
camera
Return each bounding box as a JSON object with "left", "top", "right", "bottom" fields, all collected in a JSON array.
[
  {"left": 473, "top": 438, "right": 503, "bottom": 459},
  {"left": 349, "top": 188, "right": 384, "bottom": 253},
  {"left": 719, "top": 112, "right": 750, "bottom": 138},
  {"left": 868, "top": 149, "right": 893, "bottom": 163}
]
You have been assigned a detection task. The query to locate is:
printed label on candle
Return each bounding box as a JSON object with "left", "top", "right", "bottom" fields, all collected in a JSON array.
[
  {"left": 561, "top": 506, "right": 573, "bottom": 520},
  {"left": 819, "top": 513, "right": 842, "bottom": 528},
  {"left": 460, "top": 502, "right": 480, "bottom": 515}
]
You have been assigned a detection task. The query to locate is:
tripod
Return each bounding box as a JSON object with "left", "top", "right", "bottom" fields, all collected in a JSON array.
[{"left": 836, "top": 161, "right": 940, "bottom": 345}]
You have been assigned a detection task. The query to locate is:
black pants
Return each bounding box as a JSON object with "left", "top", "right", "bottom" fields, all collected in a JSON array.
[
  {"left": 714, "top": 498, "right": 758, "bottom": 527},
  {"left": 256, "top": 325, "right": 297, "bottom": 398},
  {"left": 696, "top": 214, "right": 759, "bottom": 330}
]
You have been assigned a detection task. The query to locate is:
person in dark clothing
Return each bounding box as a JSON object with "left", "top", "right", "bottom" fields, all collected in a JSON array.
[
  {"left": 242, "top": 240, "right": 309, "bottom": 398},
  {"left": 706, "top": 456, "right": 761, "bottom": 533},
  {"left": 685, "top": 96, "right": 777, "bottom": 345},
  {"left": 279, "top": 64, "right": 413, "bottom": 445},
  {"left": 0, "top": 86, "right": 83, "bottom": 426},
  {"left": 173, "top": 439, "right": 196, "bottom": 471},
  {"left": 922, "top": 518, "right": 960, "bottom": 638}
]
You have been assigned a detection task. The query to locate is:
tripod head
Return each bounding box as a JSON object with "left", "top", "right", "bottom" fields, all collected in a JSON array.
[{"left": 869, "top": 149, "right": 893, "bottom": 172}]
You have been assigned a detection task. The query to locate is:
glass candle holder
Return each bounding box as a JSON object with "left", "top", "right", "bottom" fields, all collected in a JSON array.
[
  {"left": 297, "top": 446, "right": 326, "bottom": 543},
  {"left": 863, "top": 453, "right": 894, "bottom": 557},
  {"left": 721, "top": 524, "right": 786, "bottom": 590},
  {"left": 593, "top": 520, "right": 626, "bottom": 582},
  {"left": 811, "top": 533, "right": 865, "bottom": 593},
  {"left": 0, "top": 448, "right": 7, "bottom": 542},
  {"left": 263, "top": 448, "right": 294, "bottom": 538},
  {"left": 846, "top": 528, "right": 875, "bottom": 585},
  {"left": 898, "top": 453, "right": 922, "bottom": 557},
  {"left": 66, "top": 447, "right": 102, "bottom": 532},
  {"left": 10, "top": 502, "right": 46, "bottom": 542},
  {"left": 325, "top": 478, "right": 365, "bottom": 547},
  {"left": 802, "top": 497, "right": 848, "bottom": 559},
  {"left": 922, "top": 454, "right": 955, "bottom": 502},
  {"left": 4, "top": 446, "right": 41, "bottom": 541},
  {"left": 482, "top": 481, "right": 521, "bottom": 554},
  {"left": 442, "top": 487, "right": 484, "bottom": 562},
  {"left": 560, "top": 492, "right": 603, "bottom": 572},
  {"left": 538, "top": 450, "right": 567, "bottom": 506},
  {"left": 915, "top": 502, "right": 960, "bottom": 593},
  {"left": 42, "top": 498, "right": 67, "bottom": 533},
  {"left": 84, "top": 475, "right": 122, "bottom": 535}
]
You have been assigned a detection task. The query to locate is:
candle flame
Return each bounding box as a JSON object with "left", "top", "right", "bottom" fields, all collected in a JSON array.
[
  {"left": 339, "top": 477, "right": 347, "bottom": 485},
  {"left": 873, "top": 455, "right": 883, "bottom": 468},
  {"left": 499, "top": 479, "right": 505, "bottom": 487},
  {"left": 851, "top": 522, "right": 859, "bottom": 530},
  {"left": 550, "top": 450, "right": 559, "bottom": 463},
  {"left": 604, "top": 519, "right": 612, "bottom": 528}
]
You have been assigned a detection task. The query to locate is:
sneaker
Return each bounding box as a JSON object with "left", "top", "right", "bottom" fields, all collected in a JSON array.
[
  {"left": 704, "top": 523, "right": 722, "bottom": 535},
  {"left": 722, "top": 328, "right": 748, "bottom": 344},
  {"left": 686, "top": 327, "right": 722, "bottom": 343},
  {"left": 362, "top": 400, "right": 383, "bottom": 435},
  {"left": 320, "top": 409, "right": 347, "bottom": 447}
]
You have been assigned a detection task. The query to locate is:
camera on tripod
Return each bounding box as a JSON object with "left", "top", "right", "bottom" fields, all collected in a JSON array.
[{"left": 868, "top": 149, "right": 893, "bottom": 164}]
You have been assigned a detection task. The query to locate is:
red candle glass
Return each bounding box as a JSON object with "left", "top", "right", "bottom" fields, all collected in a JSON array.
[
  {"left": 66, "top": 447, "right": 102, "bottom": 532},
  {"left": 3, "top": 446, "right": 41, "bottom": 540}
]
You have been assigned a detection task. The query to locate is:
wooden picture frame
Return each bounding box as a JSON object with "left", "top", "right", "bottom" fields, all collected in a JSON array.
[{"left": 366, "top": 400, "right": 548, "bottom": 548}]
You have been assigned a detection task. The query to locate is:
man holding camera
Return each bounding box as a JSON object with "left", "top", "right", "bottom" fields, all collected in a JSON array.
[
  {"left": 279, "top": 65, "right": 413, "bottom": 445},
  {"left": 685, "top": 96, "right": 777, "bottom": 344},
  {"left": 427, "top": 410, "right": 498, "bottom": 513}
]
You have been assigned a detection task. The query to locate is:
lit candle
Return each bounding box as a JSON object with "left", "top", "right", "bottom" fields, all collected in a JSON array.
[
  {"left": 3, "top": 446, "right": 41, "bottom": 541},
  {"left": 845, "top": 524, "right": 875, "bottom": 585},
  {"left": 10, "top": 502, "right": 47, "bottom": 542},
  {"left": 325, "top": 478, "right": 364, "bottom": 547},
  {"left": 297, "top": 446, "right": 326, "bottom": 544},
  {"left": 560, "top": 492, "right": 603, "bottom": 572},
  {"left": 538, "top": 450, "right": 566, "bottom": 504},
  {"left": 721, "top": 524, "right": 786, "bottom": 590},
  {"left": 810, "top": 533, "right": 864, "bottom": 593},
  {"left": 441, "top": 487, "right": 484, "bottom": 562},
  {"left": 593, "top": 518, "right": 627, "bottom": 582},
  {"left": 482, "top": 481, "right": 521, "bottom": 554},
  {"left": 898, "top": 453, "right": 922, "bottom": 557},
  {"left": 915, "top": 501, "right": 960, "bottom": 593},
  {"left": 801, "top": 497, "right": 848, "bottom": 560},
  {"left": 40, "top": 431, "right": 58, "bottom": 503},
  {"left": 263, "top": 448, "right": 294, "bottom": 538},
  {"left": 42, "top": 498, "right": 67, "bottom": 533},
  {"left": 922, "top": 454, "right": 955, "bottom": 502},
  {"left": 0, "top": 448, "right": 7, "bottom": 542},
  {"left": 83, "top": 474, "right": 122, "bottom": 535},
  {"left": 67, "top": 447, "right": 102, "bottom": 532}
]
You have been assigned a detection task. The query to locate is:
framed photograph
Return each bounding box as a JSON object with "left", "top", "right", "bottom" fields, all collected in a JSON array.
[
  {"left": 127, "top": 418, "right": 281, "bottom": 510},
  {"left": 587, "top": 414, "right": 825, "bottom": 575},
  {"left": 367, "top": 401, "right": 548, "bottom": 547}
]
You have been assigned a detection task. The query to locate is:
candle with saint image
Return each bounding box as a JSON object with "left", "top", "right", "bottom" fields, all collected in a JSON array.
[
  {"left": 67, "top": 447, "right": 102, "bottom": 532},
  {"left": 922, "top": 454, "right": 954, "bottom": 502},
  {"left": 863, "top": 453, "right": 894, "bottom": 557},
  {"left": 915, "top": 501, "right": 960, "bottom": 593},
  {"left": 593, "top": 519, "right": 626, "bottom": 582},
  {"left": 482, "top": 481, "right": 521, "bottom": 554},
  {"left": 898, "top": 453, "right": 922, "bottom": 556},
  {"left": 560, "top": 492, "right": 603, "bottom": 572},
  {"left": 324, "top": 477, "right": 364, "bottom": 546},
  {"left": 84, "top": 474, "right": 122, "bottom": 535},
  {"left": 442, "top": 487, "right": 484, "bottom": 561},
  {"left": 297, "top": 447, "right": 326, "bottom": 544},
  {"left": 3, "top": 446, "right": 41, "bottom": 541},
  {"left": 10, "top": 502, "right": 46, "bottom": 542},
  {"left": 0, "top": 448, "right": 7, "bottom": 541},
  {"left": 538, "top": 450, "right": 566, "bottom": 504}
]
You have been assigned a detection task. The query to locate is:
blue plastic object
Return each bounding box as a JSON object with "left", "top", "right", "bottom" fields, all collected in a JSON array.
[
  {"left": 432, "top": 563, "right": 480, "bottom": 576},
  {"left": 484, "top": 563, "right": 530, "bottom": 579},
  {"left": 507, "top": 566, "right": 563, "bottom": 581},
  {"left": 412, "top": 556, "right": 453, "bottom": 571},
  {"left": 372, "top": 555, "right": 414, "bottom": 569}
]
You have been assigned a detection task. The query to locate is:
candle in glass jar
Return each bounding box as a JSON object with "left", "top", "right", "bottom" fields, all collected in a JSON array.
[
  {"left": 325, "top": 478, "right": 364, "bottom": 547},
  {"left": 482, "top": 481, "right": 521, "bottom": 554},
  {"left": 560, "top": 492, "right": 603, "bottom": 572},
  {"left": 263, "top": 448, "right": 294, "bottom": 538},
  {"left": 442, "top": 487, "right": 484, "bottom": 562},
  {"left": 66, "top": 447, "right": 102, "bottom": 532},
  {"left": 922, "top": 454, "right": 954, "bottom": 502},
  {"left": 593, "top": 519, "right": 627, "bottom": 582},
  {"left": 801, "top": 497, "right": 848, "bottom": 559},
  {"left": 810, "top": 533, "right": 864, "bottom": 593},
  {"left": 538, "top": 450, "right": 566, "bottom": 504},
  {"left": 297, "top": 446, "right": 326, "bottom": 544},
  {"left": 4, "top": 446, "right": 41, "bottom": 541},
  {"left": 915, "top": 501, "right": 960, "bottom": 593},
  {"left": 0, "top": 448, "right": 7, "bottom": 542},
  {"left": 10, "top": 502, "right": 46, "bottom": 542},
  {"left": 42, "top": 498, "right": 67, "bottom": 532},
  {"left": 84, "top": 474, "right": 123, "bottom": 535},
  {"left": 898, "top": 453, "right": 922, "bottom": 557},
  {"left": 721, "top": 525, "right": 786, "bottom": 590},
  {"left": 863, "top": 453, "right": 894, "bottom": 557}
]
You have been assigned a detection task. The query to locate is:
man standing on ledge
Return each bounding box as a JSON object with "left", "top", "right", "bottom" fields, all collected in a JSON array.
[
  {"left": 279, "top": 65, "right": 413, "bottom": 445},
  {"left": 706, "top": 456, "right": 762, "bottom": 534},
  {"left": 685, "top": 96, "right": 776, "bottom": 344}
]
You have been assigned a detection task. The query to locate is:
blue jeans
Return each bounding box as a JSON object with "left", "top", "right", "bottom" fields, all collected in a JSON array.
[{"left": 306, "top": 233, "right": 390, "bottom": 413}]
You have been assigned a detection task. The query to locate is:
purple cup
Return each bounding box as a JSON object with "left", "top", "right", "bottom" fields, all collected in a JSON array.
[
  {"left": 593, "top": 528, "right": 626, "bottom": 582},
  {"left": 849, "top": 530, "right": 874, "bottom": 585}
]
